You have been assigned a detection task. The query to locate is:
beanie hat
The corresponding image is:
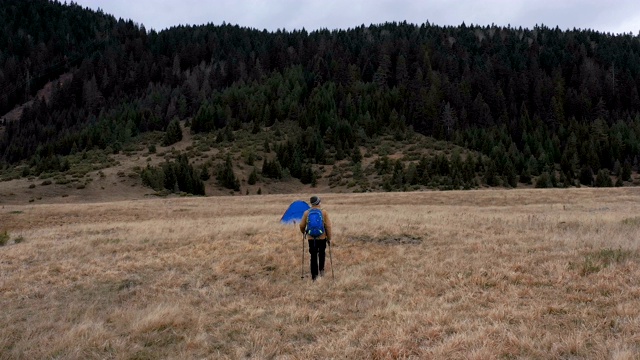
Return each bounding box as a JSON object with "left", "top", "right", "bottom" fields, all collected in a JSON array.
[{"left": 310, "top": 196, "right": 321, "bottom": 206}]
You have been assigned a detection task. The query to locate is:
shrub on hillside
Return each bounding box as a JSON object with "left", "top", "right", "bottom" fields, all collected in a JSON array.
[
  {"left": 535, "top": 172, "right": 553, "bottom": 188},
  {"left": 0, "top": 231, "right": 9, "bottom": 246},
  {"left": 595, "top": 169, "right": 613, "bottom": 187},
  {"left": 141, "top": 165, "right": 165, "bottom": 191}
]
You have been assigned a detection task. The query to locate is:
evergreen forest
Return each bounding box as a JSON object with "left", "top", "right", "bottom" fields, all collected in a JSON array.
[{"left": 2, "top": 0, "right": 640, "bottom": 194}]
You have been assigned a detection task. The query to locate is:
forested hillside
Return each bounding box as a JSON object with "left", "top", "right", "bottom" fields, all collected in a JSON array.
[{"left": 2, "top": 0, "right": 640, "bottom": 193}]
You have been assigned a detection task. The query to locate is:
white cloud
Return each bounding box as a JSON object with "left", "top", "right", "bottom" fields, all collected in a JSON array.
[
  {"left": 74, "top": 0, "right": 640, "bottom": 34},
  {"left": 607, "top": 14, "right": 640, "bottom": 35}
]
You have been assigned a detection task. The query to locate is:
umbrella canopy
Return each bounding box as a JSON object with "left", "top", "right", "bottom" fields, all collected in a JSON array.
[{"left": 280, "top": 200, "right": 310, "bottom": 224}]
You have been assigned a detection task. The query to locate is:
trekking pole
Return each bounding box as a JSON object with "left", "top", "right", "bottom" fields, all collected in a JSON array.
[
  {"left": 301, "top": 234, "right": 305, "bottom": 279},
  {"left": 329, "top": 239, "right": 334, "bottom": 280}
]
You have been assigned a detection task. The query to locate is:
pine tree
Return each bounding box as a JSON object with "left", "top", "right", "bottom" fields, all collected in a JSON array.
[
  {"left": 163, "top": 162, "right": 177, "bottom": 192},
  {"left": 142, "top": 157, "right": 204, "bottom": 195},
  {"left": 504, "top": 160, "right": 518, "bottom": 188},
  {"left": 300, "top": 164, "right": 314, "bottom": 184},
  {"left": 519, "top": 167, "right": 532, "bottom": 185},
  {"left": 200, "top": 163, "right": 210, "bottom": 181},
  {"left": 441, "top": 102, "right": 456, "bottom": 138},
  {"left": 579, "top": 166, "right": 594, "bottom": 186},
  {"left": 248, "top": 167, "right": 258, "bottom": 185},
  {"left": 621, "top": 161, "right": 632, "bottom": 181},
  {"left": 484, "top": 160, "right": 500, "bottom": 187},
  {"left": 262, "top": 158, "right": 283, "bottom": 179},
  {"left": 163, "top": 118, "right": 183, "bottom": 146},
  {"left": 217, "top": 154, "right": 240, "bottom": 191},
  {"left": 351, "top": 146, "right": 362, "bottom": 164},
  {"left": 175, "top": 155, "right": 205, "bottom": 195}
]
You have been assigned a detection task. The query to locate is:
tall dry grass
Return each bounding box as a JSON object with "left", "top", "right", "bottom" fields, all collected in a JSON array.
[{"left": 1, "top": 188, "right": 639, "bottom": 359}]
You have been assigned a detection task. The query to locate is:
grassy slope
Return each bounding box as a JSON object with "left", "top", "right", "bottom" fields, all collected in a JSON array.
[
  {"left": 1, "top": 189, "right": 639, "bottom": 358},
  {"left": 0, "top": 120, "right": 481, "bottom": 205}
]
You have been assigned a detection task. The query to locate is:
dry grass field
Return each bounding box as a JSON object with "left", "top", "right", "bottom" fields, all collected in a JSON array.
[{"left": 1, "top": 188, "right": 640, "bottom": 359}]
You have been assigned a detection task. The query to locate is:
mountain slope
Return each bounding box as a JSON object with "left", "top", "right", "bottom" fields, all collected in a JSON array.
[{"left": 1, "top": 1, "right": 640, "bottom": 198}]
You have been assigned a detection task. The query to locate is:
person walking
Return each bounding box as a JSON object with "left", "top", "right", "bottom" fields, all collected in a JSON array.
[{"left": 299, "top": 195, "right": 332, "bottom": 281}]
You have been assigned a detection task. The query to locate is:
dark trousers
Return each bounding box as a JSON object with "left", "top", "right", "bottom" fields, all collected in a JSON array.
[{"left": 308, "top": 239, "right": 327, "bottom": 280}]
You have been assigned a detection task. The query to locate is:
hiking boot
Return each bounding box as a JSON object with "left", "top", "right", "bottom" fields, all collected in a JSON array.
[{"left": 319, "top": 270, "right": 325, "bottom": 277}]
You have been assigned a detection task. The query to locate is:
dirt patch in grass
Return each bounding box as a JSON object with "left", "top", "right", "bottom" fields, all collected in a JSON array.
[{"left": 347, "top": 234, "right": 423, "bottom": 245}]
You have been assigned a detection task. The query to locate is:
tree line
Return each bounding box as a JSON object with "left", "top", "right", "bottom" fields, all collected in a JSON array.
[{"left": 2, "top": 0, "right": 640, "bottom": 191}]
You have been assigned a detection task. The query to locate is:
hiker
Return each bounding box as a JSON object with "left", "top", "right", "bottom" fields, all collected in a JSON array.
[{"left": 300, "top": 195, "right": 332, "bottom": 281}]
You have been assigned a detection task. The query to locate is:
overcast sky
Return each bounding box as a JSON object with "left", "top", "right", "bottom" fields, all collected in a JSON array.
[{"left": 72, "top": 0, "right": 640, "bottom": 35}]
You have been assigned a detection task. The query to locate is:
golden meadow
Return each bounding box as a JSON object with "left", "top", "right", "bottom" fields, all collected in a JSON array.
[{"left": 1, "top": 188, "right": 639, "bottom": 359}]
